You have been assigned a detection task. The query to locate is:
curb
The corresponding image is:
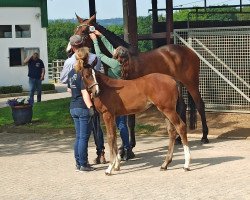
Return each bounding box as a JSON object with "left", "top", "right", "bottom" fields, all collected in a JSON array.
[{"left": 0, "top": 90, "right": 57, "bottom": 98}]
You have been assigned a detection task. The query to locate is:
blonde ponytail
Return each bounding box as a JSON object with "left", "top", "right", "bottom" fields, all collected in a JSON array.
[{"left": 74, "top": 47, "right": 89, "bottom": 72}]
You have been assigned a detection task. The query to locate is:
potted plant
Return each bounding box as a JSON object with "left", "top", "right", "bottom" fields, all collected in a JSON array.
[{"left": 6, "top": 97, "right": 34, "bottom": 125}]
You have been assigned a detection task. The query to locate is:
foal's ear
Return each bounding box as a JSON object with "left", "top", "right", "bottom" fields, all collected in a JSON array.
[{"left": 75, "top": 13, "right": 85, "bottom": 23}]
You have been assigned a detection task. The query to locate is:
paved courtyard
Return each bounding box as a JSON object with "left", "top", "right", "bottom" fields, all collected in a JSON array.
[{"left": 0, "top": 131, "right": 249, "bottom": 200}]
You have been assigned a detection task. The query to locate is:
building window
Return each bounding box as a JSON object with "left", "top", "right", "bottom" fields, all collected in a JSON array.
[
  {"left": 15, "top": 25, "right": 31, "bottom": 38},
  {"left": 9, "top": 48, "right": 39, "bottom": 67},
  {"left": 0, "top": 25, "right": 12, "bottom": 38}
]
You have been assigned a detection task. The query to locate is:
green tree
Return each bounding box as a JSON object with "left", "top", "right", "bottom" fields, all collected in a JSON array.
[
  {"left": 106, "top": 24, "right": 124, "bottom": 35},
  {"left": 137, "top": 16, "right": 152, "bottom": 52},
  {"left": 174, "top": 6, "right": 239, "bottom": 21},
  {"left": 47, "top": 20, "right": 76, "bottom": 62},
  {"left": 237, "top": 6, "right": 250, "bottom": 20}
]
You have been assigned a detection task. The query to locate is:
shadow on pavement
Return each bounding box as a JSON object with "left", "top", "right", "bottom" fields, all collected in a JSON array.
[{"left": 116, "top": 138, "right": 244, "bottom": 175}]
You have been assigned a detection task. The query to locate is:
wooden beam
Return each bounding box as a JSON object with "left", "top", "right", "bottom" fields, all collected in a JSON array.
[
  {"left": 123, "top": 0, "right": 138, "bottom": 52},
  {"left": 166, "top": 0, "right": 173, "bottom": 44},
  {"left": 138, "top": 32, "right": 167, "bottom": 40}
]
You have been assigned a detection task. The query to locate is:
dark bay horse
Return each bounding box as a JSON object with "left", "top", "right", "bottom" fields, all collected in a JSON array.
[
  {"left": 71, "top": 14, "right": 209, "bottom": 144},
  {"left": 81, "top": 66, "right": 191, "bottom": 175}
]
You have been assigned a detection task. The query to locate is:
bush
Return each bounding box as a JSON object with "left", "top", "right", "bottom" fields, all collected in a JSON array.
[
  {"left": 42, "top": 83, "right": 55, "bottom": 91},
  {"left": 0, "top": 85, "right": 23, "bottom": 94}
]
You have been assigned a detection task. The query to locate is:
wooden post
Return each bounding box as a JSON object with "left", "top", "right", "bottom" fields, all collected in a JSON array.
[
  {"left": 152, "top": 0, "right": 158, "bottom": 23},
  {"left": 166, "top": 0, "right": 173, "bottom": 44},
  {"left": 152, "top": 0, "right": 158, "bottom": 48},
  {"left": 123, "top": 0, "right": 138, "bottom": 52},
  {"left": 89, "top": 0, "right": 96, "bottom": 20}
]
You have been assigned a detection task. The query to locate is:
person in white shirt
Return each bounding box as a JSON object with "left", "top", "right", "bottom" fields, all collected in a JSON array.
[{"left": 61, "top": 35, "right": 106, "bottom": 164}]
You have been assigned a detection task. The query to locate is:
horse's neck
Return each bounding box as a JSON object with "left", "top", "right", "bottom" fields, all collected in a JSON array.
[
  {"left": 94, "top": 23, "right": 130, "bottom": 48},
  {"left": 127, "top": 55, "right": 144, "bottom": 79}
]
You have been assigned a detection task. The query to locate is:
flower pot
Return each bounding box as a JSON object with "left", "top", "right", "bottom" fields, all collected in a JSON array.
[{"left": 11, "top": 105, "right": 33, "bottom": 125}]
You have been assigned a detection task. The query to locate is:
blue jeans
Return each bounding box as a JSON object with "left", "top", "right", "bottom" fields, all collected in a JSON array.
[
  {"left": 29, "top": 77, "right": 42, "bottom": 102},
  {"left": 90, "top": 113, "right": 105, "bottom": 155},
  {"left": 70, "top": 108, "right": 91, "bottom": 167},
  {"left": 116, "top": 116, "right": 131, "bottom": 150}
]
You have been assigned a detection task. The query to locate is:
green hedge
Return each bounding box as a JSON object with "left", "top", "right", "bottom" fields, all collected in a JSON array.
[
  {"left": 0, "top": 85, "right": 23, "bottom": 94},
  {"left": 0, "top": 84, "right": 55, "bottom": 94},
  {"left": 42, "top": 83, "right": 55, "bottom": 91}
]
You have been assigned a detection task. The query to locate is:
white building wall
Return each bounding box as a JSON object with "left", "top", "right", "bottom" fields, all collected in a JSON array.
[{"left": 0, "top": 7, "right": 48, "bottom": 90}]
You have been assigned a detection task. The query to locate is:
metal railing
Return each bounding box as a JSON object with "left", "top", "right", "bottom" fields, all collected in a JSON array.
[{"left": 174, "top": 26, "right": 250, "bottom": 113}]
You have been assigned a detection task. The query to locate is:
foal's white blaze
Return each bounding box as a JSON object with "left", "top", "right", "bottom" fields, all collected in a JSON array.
[
  {"left": 91, "top": 69, "right": 100, "bottom": 94},
  {"left": 66, "top": 42, "right": 71, "bottom": 52},
  {"left": 183, "top": 145, "right": 191, "bottom": 169}
]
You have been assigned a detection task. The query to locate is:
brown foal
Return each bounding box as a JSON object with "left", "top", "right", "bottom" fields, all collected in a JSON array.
[{"left": 81, "top": 67, "right": 191, "bottom": 175}]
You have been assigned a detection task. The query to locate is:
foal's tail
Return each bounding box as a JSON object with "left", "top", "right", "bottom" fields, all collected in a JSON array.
[{"left": 188, "top": 92, "right": 197, "bottom": 130}]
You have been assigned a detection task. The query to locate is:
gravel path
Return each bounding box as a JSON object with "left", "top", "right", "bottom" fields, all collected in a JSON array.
[{"left": 0, "top": 132, "right": 249, "bottom": 200}]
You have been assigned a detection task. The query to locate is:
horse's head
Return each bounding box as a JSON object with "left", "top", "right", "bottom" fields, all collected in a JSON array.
[
  {"left": 66, "top": 14, "right": 96, "bottom": 54},
  {"left": 74, "top": 13, "right": 96, "bottom": 47},
  {"left": 81, "top": 64, "right": 100, "bottom": 98}
]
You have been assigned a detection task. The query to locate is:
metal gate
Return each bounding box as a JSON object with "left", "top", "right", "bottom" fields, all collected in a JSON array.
[{"left": 174, "top": 26, "right": 250, "bottom": 113}]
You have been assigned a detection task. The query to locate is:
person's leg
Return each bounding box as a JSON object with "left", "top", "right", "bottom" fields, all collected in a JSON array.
[
  {"left": 116, "top": 116, "right": 135, "bottom": 160},
  {"left": 36, "top": 79, "right": 42, "bottom": 102},
  {"left": 116, "top": 116, "right": 130, "bottom": 150},
  {"left": 128, "top": 114, "right": 136, "bottom": 148},
  {"left": 78, "top": 108, "right": 94, "bottom": 171},
  {"left": 70, "top": 108, "right": 81, "bottom": 169},
  {"left": 28, "top": 78, "right": 36, "bottom": 103},
  {"left": 93, "top": 113, "right": 106, "bottom": 164}
]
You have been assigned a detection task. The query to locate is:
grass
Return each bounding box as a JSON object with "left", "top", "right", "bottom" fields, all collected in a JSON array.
[
  {"left": 135, "top": 124, "right": 160, "bottom": 134},
  {"left": 0, "top": 98, "right": 74, "bottom": 130},
  {"left": 0, "top": 97, "right": 160, "bottom": 134}
]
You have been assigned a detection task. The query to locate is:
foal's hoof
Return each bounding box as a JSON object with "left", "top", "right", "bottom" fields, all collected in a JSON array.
[
  {"left": 105, "top": 171, "right": 112, "bottom": 176},
  {"left": 183, "top": 167, "right": 191, "bottom": 172},
  {"left": 160, "top": 166, "right": 167, "bottom": 171},
  {"left": 201, "top": 137, "right": 209, "bottom": 144},
  {"left": 114, "top": 166, "right": 120, "bottom": 171}
]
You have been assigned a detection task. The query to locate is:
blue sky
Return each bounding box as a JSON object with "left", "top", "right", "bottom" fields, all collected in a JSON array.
[{"left": 47, "top": 0, "right": 248, "bottom": 19}]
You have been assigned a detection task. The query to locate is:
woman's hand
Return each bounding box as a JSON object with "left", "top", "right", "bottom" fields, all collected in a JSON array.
[
  {"left": 89, "top": 33, "right": 97, "bottom": 40},
  {"left": 94, "top": 30, "right": 102, "bottom": 36}
]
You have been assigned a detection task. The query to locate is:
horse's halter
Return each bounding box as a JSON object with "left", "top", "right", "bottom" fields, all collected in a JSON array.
[
  {"left": 66, "top": 23, "right": 91, "bottom": 53},
  {"left": 87, "top": 69, "right": 100, "bottom": 97},
  {"left": 74, "top": 23, "right": 90, "bottom": 36}
]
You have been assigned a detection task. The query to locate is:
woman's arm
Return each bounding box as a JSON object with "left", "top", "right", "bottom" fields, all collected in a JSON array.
[
  {"left": 81, "top": 89, "right": 93, "bottom": 109},
  {"left": 93, "top": 30, "right": 115, "bottom": 55},
  {"left": 90, "top": 33, "right": 120, "bottom": 69},
  {"left": 100, "top": 35, "right": 115, "bottom": 55},
  {"left": 93, "top": 40, "right": 120, "bottom": 69}
]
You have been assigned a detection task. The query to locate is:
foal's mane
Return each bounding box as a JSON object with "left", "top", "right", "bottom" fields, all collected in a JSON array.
[{"left": 95, "top": 71, "right": 125, "bottom": 89}]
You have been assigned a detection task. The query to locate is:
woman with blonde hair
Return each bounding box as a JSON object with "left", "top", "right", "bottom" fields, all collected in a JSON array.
[{"left": 67, "top": 47, "right": 96, "bottom": 172}]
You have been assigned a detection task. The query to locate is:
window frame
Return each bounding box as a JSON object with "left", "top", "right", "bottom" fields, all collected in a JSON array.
[
  {"left": 0, "top": 25, "right": 12, "bottom": 38},
  {"left": 15, "top": 25, "right": 31, "bottom": 38}
]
